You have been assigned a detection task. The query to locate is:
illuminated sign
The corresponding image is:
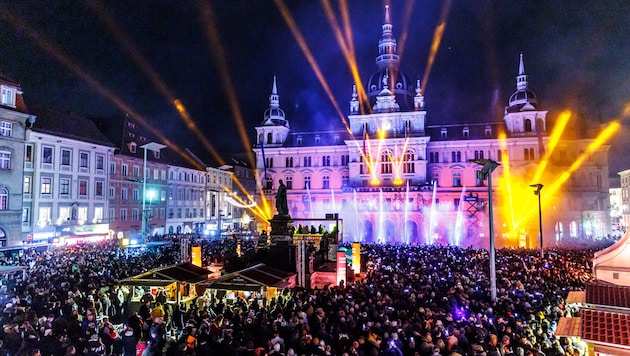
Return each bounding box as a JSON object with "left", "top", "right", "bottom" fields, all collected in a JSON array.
[
  {"left": 191, "top": 246, "right": 202, "bottom": 267},
  {"left": 336, "top": 251, "right": 346, "bottom": 286},
  {"left": 352, "top": 242, "right": 361, "bottom": 275}
]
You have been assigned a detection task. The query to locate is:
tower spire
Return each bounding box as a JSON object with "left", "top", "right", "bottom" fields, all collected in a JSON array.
[
  {"left": 516, "top": 53, "right": 528, "bottom": 90},
  {"left": 376, "top": 4, "right": 399, "bottom": 70},
  {"left": 270, "top": 75, "right": 280, "bottom": 109}
]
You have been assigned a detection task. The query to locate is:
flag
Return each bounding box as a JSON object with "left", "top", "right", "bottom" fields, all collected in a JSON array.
[{"left": 261, "top": 140, "right": 267, "bottom": 179}]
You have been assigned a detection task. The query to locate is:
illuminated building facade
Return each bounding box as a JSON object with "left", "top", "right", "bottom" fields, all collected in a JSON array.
[
  {"left": 25, "top": 110, "right": 115, "bottom": 245},
  {"left": 253, "top": 6, "right": 611, "bottom": 247},
  {"left": 0, "top": 77, "right": 35, "bottom": 247}
]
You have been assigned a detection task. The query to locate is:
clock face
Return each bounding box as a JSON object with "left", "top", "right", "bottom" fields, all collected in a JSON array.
[{"left": 382, "top": 120, "right": 392, "bottom": 131}]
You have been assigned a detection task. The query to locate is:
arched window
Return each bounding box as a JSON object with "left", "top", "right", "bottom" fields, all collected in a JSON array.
[
  {"left": 524, "top": 119, "right": 532, "bottom": 132},
  {"left": 403, "top": 151, "right": 415, "bottom": 173},
  {"left": 381, "top": 151, "right": 392, "bottom": 174},
  {"left": 524, "top": 148, "right": 529, "bottom": 161},
  {"left": 0, "top": 187, "right": 7, "bottom": 210},
  {"left": 267, "top": 132, "right": 273, "bottom": 144}
]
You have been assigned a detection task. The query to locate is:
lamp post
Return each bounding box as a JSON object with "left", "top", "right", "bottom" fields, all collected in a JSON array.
[
  {"left": 530, "top": 183, "right": 544, "bottom": 258},
  {"left": 471, "top": 158, "right": 500, "bottom": 302},
  {"left": 141, "top": 142, "right": 166, "bottom": 246}
]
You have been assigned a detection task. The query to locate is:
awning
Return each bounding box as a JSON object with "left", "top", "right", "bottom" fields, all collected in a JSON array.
[{"left": 555, "top": 317, "right": 581, "bottom": 337}]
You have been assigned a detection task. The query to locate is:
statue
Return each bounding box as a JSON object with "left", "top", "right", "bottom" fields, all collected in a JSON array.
[{"left": 275, "top": 179, "right": 289, "bottom": 217}]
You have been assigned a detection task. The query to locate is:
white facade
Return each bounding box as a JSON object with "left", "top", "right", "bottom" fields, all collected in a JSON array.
[
  {"left": 165, "top": 165, "right": 207, "bottom": 234},
  {"left": 24, "top": 130, "right": 114, "bottom": 244},
  {"left": 252, "top": 6, "right": 611, "bottom": 247},
  {"left": 205, "top": 166, "right": 235, "bottom": 233},
  {"left": 620, "top": 169, "right": 630, "bottom": 232}
]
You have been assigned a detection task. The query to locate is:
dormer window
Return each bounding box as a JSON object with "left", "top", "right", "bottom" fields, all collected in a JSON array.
[
  {"left": 296, "top": 135, "right": 303, "bottom": 145},
  {"left": 440, "top": 128, "right": 447, "bottom": 139},
  {"left": 127, "top": 121, "right": 136, "bottom": 128},
  {"left": 153, "top": 150, "right": 160, "bottom": 159},
  {"left": 315, "top": 135, "right": 321, "bottom": 144},
  {"left": 1, "top": 86, "right": 16, "bottom": 107},
  {"left": 129, "top": 142, "right": 137, "bottom": 153},
  {"left": 484, "top": 125, "right": 492, "bottom": 137},
  {"left": 334, "top": 134, "right": 340, "bottom": 144},
  {"left": 463, "top": 126, "right": 470, "bottom": 137}
]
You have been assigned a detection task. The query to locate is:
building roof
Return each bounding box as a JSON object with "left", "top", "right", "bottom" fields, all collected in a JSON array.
[
  {"left": 585, "top": 282, "right": 630, "bottom": 309},
  {"left": 581, "top": 309, "right": 630, "bottom": 349},
  {"left": 198, "top": 263, "right": 295, "bottom": 291},
  {"left": 594, "top": 229, "right": 630, "bottom": 286},
  {"left": 0, "top": 75, "right": 29, "bottom": 114},
  {"left": 30, "top": 109, "right": 115, "bottom": 147},
  {"left": 120, "top": 262, "right": 211, "bottom": 286}
]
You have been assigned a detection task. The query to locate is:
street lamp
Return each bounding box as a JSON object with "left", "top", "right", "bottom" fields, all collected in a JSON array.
[
  {"left": 141, "top": 142, "right": 166, "bottom": 246},
  {"left": 471, "top": 158, "right": 500, "bottom": 302},
  {"left": 530, "top": 183, "right": 544, "bottom": 258}
]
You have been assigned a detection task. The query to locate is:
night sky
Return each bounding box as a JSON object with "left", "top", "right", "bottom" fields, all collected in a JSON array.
[{"left": 1, "top": 1, "right": 629, "bottom": 176}]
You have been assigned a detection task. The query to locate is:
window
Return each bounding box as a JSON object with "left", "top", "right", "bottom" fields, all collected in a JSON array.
[
  {"left": 463, "top": 126, "right": 469, "bottom": 137},
  {"left": 286, "top": 157, "right": 293, "bottom": 167},
  {"left": 109, "top": 162, "right": 116, "bottom": 174},
  {"left": 122, "top": 164, "right": 128, "bottom": 176},
  {"left": 129, "top": 143, "right": 137, "bottom": 153},
  {"left": 453, "top": 172, "right": 462, "bottom": 187},
  {"left": 451, "top": 151, "right": 462, "bottom": 162},
  {"left": 25, "top": 145, "right": 33, "bottom": 162},
  {"left": 177, "top": 208, "right": 182, "bottom": 218},
  {"left": 80, "top": 152, "right": 89, "bottom": 168},
  {"left": 42, "top": 146, "right": 53, "bottom": 164},
  {"left": 41, "top": 177, "right": 52, "bottom": 194},
  {"left": 267, "top": 132, "right": 273, "bottom": 144},
  {"left": 59, "top": 207, "right": 71, "bottom": 222},
  {"left": 132, "top": 209, "right": 140, "bottom": 221},
  {"left": 341, "top": 155, "right": 350, "bottom": 166},
  {"left": 120, "top": 209, "right": 128, "bottom": 222},
  {"left": 524, "top": 119, "right": 532, "bottom": 132},
  {"left": 285, "top": 176, "right": 293, "bottom": 189},
  {"left": 0, "top": 187, "right": 7, "bottom": 210},
  {"left": 108, "top": 209, "right": 115, "bottom": 222},
  {"left": 304, "top": 176, "right": 311, "bottom": 189},
  {"left": 381, "top": 151, "right": 392, "bottom": 174},
  {"left": 96, "top": 155, "right": 104, "bottom": 170},
  {"left": 265, "top": 178, "right": 272, "bottom": 190},
  {"left": 474, "top": 150, "right": 485, "bottom": 160},
  {"left": 133, "top": 166, "right": 140, "bottom": 177},
  {"left": 153, "top": 150, "right": 160, "bottom": 159},
  {"left": 60, "top": 178, "right": 70, "bottom": 195},
  {"left": 264, "top": 157, "right": 273, "bottom": 168},
  {"left": 0, "top": 121, "right": 12, "bottom": 137},
  {"left": 133, "top": 189, "right": 139, "bottom": 201},
  {"left": 38, "top": 207, "right": 51, "bottom": 226},
  {"left": 94, "top": 207, "right": 103, "bottom": 223},
  {"left": 404, "top": 152, "right": 415, "bottom": 173},
  {"left": 95, "top": 182, "right": 104, "bottom": 197},
  {"left": 440, "top": 128, "right": 447, "bottom": 138},
  {"left": 429, "top": 152, "right": 439, "bottom": 163},
  {"left": 342, "top": 175, "right": 349, "bottom": 187},
  {"left": 475, "top": 170, "right": 483, "bottom": 186},
  {"left": 22, "top": 207, "right": 30, "bottom": 223},
  {"left": 303, "top": 156, "right": 311, "bottom": 167},
  {"left": 23, "top": 176, "right": 31, "bottom": 194},
  {"left": 322, "top": 156, "right": 330, "bottom": 167},
  {"left": 323, "top": 176, "right": 330, "bottom": 189},
  {"left": 1, "top": 87, "right": 15, "bottom": 106},
  {"left": 61, "top": 149, "right": 71, "bottom": 166},
  {"left": 79, "top": 180, "right": 88, "bottom": 196},
  {"left": 121, "top": 188, "right": 128, "bottom": 200},
  {"left": 0, "top": 152, "right": 10, "bottom": 170},
  {"left": 109, "top": 187, "right": 115, "bottom": 198},
  {"left": 524, "top": 148, "right": 535, "bottom": 161}
]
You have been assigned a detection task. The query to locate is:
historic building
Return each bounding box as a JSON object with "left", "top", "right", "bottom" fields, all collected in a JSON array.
[
  {"left": 24, "top": 110, "right": 115, "bottom": 245},
  {"left": 0, "top": 76, "right": 35, "bottom": 246},
  {"left": 253, "top": 5, "right": 611, "bottom": 248},
  {"left": 92, "top": 115, "right": 169, "bottom": 241}
]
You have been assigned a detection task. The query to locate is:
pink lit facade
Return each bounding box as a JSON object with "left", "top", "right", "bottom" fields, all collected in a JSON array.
[{"left": 253, "top": 6, "right": 611, "bottom": 247}]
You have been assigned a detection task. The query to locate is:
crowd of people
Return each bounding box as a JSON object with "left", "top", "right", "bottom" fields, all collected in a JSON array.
[{"left": 0, "top": 236, "right": 603, "bottom": 356}]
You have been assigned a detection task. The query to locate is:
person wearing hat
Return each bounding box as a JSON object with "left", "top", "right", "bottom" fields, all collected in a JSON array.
[
  {"left": 84, "top": 333, "right": 106, "bottom": 356},
  {"left": 121, "top": 326, "right": 138, "bottom": 356}
]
